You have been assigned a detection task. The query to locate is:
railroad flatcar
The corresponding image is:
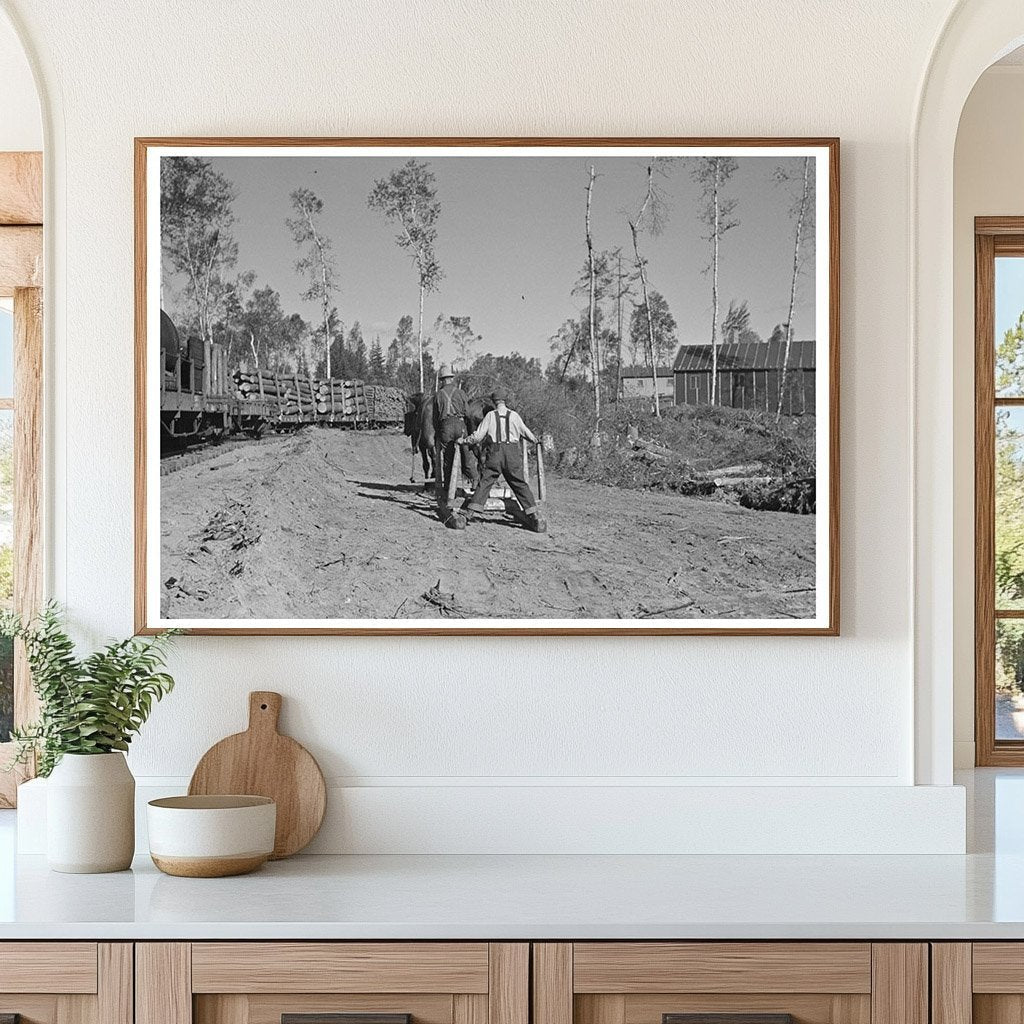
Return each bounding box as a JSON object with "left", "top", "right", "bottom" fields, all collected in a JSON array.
[
  {"left": 159, "top": 310, "right": 406, "bottom": 454},
  {"left": 160, "top": 310, "right": 240, "bottom": 447}
]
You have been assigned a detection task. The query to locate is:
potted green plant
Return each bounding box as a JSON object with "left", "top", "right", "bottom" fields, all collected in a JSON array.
[{"left": 2, "top": 603, "right": 177, "bottom": 873}]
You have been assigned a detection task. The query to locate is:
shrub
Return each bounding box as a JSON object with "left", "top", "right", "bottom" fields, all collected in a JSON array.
[{"left": 1, "top": 603, "right": 178, "bottom": 776}]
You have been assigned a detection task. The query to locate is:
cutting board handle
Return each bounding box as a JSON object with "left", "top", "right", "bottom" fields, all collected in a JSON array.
[{"left": 248, "top": 691, "right": 282, "bottom": 734}]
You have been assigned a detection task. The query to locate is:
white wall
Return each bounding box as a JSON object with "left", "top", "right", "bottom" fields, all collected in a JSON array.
[
  {"left": 952, "top": 66, "right": 1024, "bottom": 767},
  {"left": 0, "top": 10, "right": 39, "bottom": 152},
  {"left": 2, "top": 0, "right": 973, "bottom": 852}
]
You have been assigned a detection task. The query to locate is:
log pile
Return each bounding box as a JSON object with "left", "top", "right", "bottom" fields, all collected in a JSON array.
[
  {"left": 364, "top": 384, "right": 406, "bottom": 424},
  {"left": 233, "top": 370, "right": 316, "bottom": 418},
  {"left": 314, "top": 379, "right": 405, "bottom": 424},
  {"left": 315, "top": 379, "right": 368, "bottom": 420},
  {"left": 232, "top": 369, "right": 406, "bottom": 426}
]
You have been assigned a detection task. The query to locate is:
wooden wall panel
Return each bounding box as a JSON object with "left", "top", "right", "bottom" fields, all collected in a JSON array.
[
  {"left": 191, "top": 943, "right": 489, "bottom": 994},
  {"left": 0, "top": 153, "right": 42, "bottom": 225},
  {"left": 0, "top": 226, "right": 42, "bottom": 295},
  {"left": 573, "top": 943, "right": 872, "bottom": 994},
  {"left": 0, "top": 283, "right": 42, "bottom": 806},
  {"left": 870, "top": 945, "right": 928, "bottom": 1024},
  {"left": 13, "top": 285, "right": 42, "bottom": 722}
]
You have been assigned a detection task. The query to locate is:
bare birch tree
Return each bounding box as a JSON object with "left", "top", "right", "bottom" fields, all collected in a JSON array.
[
  {"left": 775, "top": 156, "right": 814, "bottom": 420},
  {"left": 692, "top": 157, "right": 739, "bottom": 404},
  {"left": 160, "top": 156, "right": 238, "bottom": 352},
  {"left": 434, "top": 313, "right": 482, "bottom": 371},
  {"left": 584, "top": 165, "right": 602, "bottom": 439},
  {"left": 612, "top": 247, "right": 634, "bottom": 403},
  {"left": 626, "top": 163, "right": 669, "bottom": 418},
  {"left": 288, "top": 188, "right": 338, "bottom": 377},
  {"left": 368, "top": 161, "right": 443, "bottom": 393}
]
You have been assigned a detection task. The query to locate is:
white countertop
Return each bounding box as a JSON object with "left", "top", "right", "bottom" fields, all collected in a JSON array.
[
  {"left": 0, "top": 769, "right": 1021, "bottom": 941},
  {"left": 0, "top": 849, "right": 1021, "bottom": 940}
]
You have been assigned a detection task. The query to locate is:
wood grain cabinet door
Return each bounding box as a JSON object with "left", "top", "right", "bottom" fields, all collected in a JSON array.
[
  {"left": 533, "top": 944, "right": 928, "bottom": 1024},
  {"left": 937, "top": 943, "right": 1024, "bottom": 1024},
  {"left": 0, "top": 943, "right": 132, "bottom": 1024},
  {"left": 137, "top": 943, "right": 528, "bottom": 1024}
]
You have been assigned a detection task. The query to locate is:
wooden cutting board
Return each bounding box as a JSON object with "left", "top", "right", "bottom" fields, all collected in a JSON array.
[{"left": 188, "top": 691, "right": 326, "bottom": 859}]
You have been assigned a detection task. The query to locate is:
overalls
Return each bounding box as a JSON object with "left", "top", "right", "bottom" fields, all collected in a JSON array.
[{"left": 465, "top": 409, "right": 539, "bottom": 515}]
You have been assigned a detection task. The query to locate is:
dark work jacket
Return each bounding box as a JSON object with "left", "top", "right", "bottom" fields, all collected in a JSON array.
[{"left": 433, "top": 384, "right": 470, "bottom": 443}]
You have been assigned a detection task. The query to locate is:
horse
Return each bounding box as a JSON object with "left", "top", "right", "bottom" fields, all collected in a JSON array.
[
  {"left": 444, "top": 395, "right": 495, "bottom": 496},
  {"left": 405, "top": 392, "right": 496, "bottom": 493},
  {"left": 405, "top": 392, "right": 436, "bottom": 485}
]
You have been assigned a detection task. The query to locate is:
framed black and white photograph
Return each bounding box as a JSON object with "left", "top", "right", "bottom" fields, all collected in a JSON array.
[{"left": 135, "top": 137, "right": 839, "bottom": 635}]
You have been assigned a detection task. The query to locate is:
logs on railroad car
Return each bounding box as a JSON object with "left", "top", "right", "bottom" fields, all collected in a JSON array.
[
  {"left": 314, "top": 378, "right": 367, "bottom": 421},
  {"left": 364, "top": 384, "right": 406, "bottom": 423},
  {"left": 232, "top": 371, "right": 404, "bottom": 424}
]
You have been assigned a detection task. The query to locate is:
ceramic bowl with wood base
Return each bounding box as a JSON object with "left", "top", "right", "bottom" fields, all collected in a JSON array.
[{"left": 147, "top": 795, "right": 276, "bottom": 877}]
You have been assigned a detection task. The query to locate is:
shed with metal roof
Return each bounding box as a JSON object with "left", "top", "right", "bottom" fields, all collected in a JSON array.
[{"left": 673, "top": 339, "right": 816, "bottom": 415}]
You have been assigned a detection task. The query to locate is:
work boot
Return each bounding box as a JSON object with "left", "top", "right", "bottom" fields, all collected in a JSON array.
[
  {"left": 528, "top": 513, "right": 548, "bottom": 534},
  {"left": 443, "top": 511, "right": 466, "bottom": 530}
]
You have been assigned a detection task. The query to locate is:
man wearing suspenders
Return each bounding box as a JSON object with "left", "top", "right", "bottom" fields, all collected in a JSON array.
[{"left": 451, "top": 388, "right": 547, "bottom": 533}]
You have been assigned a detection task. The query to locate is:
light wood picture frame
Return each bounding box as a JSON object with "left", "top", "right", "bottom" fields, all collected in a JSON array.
[{"left": 135, "top": 137, "right": 839, "bottom": 636}]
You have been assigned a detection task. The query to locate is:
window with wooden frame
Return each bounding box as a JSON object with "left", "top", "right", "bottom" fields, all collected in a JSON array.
[{"left": 0, "top": 151, "right": 43, "bottom": 806}]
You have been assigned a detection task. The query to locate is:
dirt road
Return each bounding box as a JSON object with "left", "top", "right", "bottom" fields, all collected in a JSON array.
[{"left": 160, "top": 427, "right": 816, "bottom": 621}]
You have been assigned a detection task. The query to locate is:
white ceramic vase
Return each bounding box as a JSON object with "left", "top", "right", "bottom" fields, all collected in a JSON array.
[{"left": 46, "top": 752, "right": 135, "bottom": 873}]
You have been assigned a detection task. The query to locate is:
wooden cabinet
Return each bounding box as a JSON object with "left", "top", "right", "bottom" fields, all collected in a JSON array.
[
  {"left": 0, "top": 937, "right": 967, "bottom": 1024},
  {"left": 932, "top": 943, "right": 1024, "bottom": 1024},
  {"left": 0, "top": 943, "right": 131, "bottom": 1024},
  {"left": 532, "top": 944, "right": 928, "bottom": 1024},
  {"left": 136, "top": 944, "right": 528, "bottom": 1024}
]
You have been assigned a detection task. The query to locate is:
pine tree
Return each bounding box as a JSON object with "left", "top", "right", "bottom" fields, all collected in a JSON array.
[
  {"left": 347, "top": 321, "right": 368, "bottom": 378},
  {"left": 368, "top": 336, "right": 386, "bottom": 383}
]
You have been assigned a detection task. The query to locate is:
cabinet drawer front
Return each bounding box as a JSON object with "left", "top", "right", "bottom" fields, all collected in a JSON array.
[
  {"left": 572, "top": 944, "right": 872, "bottom": 994},
  {"left": 197, "top": 993, "right": 458, "bottom": 1024},
  {"left": 621, "top": 994, "right": 869, "bottom": 1024},
  {"left": 192, "top": 944, "right": 491, "bottom": 994},
  {"left": 974, "top": 944, "right": 1024, "bottom": 992},
  {"left": 0, "top": 943, "right": 98, "bottom": 994}
]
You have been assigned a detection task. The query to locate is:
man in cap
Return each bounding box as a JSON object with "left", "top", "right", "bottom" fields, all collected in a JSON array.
[
  {"left": 451, "top": 387, "right": 547, "bottom": 533},
  {"left": 433, "top": 364, "right": 471, "bottom": 523}
]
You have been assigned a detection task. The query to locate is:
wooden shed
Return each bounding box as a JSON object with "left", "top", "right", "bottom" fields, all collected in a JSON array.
[
  {"left": 619, "top": 365, "right": 674, "bottom": 404},
  {"left": 673, "top": 339, "right": 816, "bottom": 415}
]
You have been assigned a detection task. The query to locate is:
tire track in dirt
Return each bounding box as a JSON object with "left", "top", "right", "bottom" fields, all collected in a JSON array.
[{"left": 160, "top": 427, "right": 817, "bottom": 621}]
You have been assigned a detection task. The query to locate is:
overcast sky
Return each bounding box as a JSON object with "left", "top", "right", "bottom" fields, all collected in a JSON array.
[{"left": 166, "top": 153, "right": 817, "bottom": 366}]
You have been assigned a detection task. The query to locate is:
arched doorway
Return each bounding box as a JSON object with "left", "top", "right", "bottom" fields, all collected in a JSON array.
[{"left": 914, "top": 1, "right": 1024, "bottom": 785}]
